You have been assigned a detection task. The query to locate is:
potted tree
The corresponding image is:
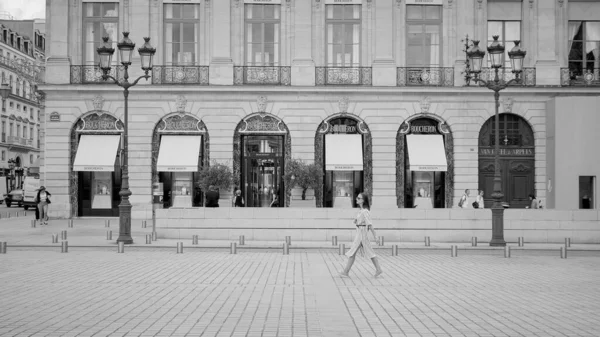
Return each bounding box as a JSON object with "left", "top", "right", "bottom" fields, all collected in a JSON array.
[
  {"left": 284, "top": 158, "right": 323, "bottom": 207},
  {"left": 196, "top": 161, "right": 234, "bottom": 206}
]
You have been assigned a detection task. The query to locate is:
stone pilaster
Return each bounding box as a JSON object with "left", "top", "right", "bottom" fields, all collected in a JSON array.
[
  {"left": 371, "top": 0, "right": 395, "bottom": 86},
  {"left": 534, "top": 0, "right": 560, "bottom": 85},
  {"left": 209, "top": 0, "right": 234, "bottom": 85},
  {"left": 291, "top": 0, "right": 315, "bottom": 86},
  {"left": 45, "top": 0, "right": 71, "bottom": 84}
]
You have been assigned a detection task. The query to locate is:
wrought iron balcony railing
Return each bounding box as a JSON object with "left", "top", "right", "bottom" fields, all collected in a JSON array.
[
  {"left": 315, "top": 67, "right": 372, "bottom": 86},
  {"left": 0, "top": 55, "right": 45, "bottom": 83},
  {"left": 152, "top": 65, "right": 209, "bottom": 85},
  {"left": 471, "top": 67, "right": 536, "bottom": 87},
  {"left": 233, "top": 66, "right": 291, "bottom": 86},
  {"left": 70, "top": 65, "right": 126, "bottom": 84},
  {"left": 561, "top": 68, "right": 600, "bottom": 86},
  {"left": 397, "top": 67, "right": 454, "bottom": 86},
  {"left": 6, "top": 136, "right": 32, "bottom": 147}
]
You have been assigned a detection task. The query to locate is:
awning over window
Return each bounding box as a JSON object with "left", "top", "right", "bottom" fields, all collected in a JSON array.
[
  {"left": 325, "top": 134, "right": 363, "bottom": 171},
  {"left": 73, "top": 135, "right": 121, "bottom": 172},
  {"left": 406, "top": 134, "right": 448, "bottom": 172},
  {"left": 157, "top": 135, "right": 202, "bottom": 172}
]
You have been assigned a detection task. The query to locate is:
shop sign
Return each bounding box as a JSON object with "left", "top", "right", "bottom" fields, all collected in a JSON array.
[
  {"left": 405, "top": 0, "right": 443, "bottom": 5},
  {"left": 479, "top": 148, "right": 534, "bottom": 156},
  {"left": 410, "top": 125, "right": 436, "bottom": 134},
  {"left": 244, "top": 0, "right": 281, "bottom": 3},
  {"left": 163, "top": 0, "right": 201, "bottom": 3},
  {"left": 49, "top": 112, "right": 60, "bottom": 122},
  {"left": 325, "top": 0, "right": 363, "bottom": 4},
  {"left": 332, "top": 124, "right": 357, "bottom": 134}
]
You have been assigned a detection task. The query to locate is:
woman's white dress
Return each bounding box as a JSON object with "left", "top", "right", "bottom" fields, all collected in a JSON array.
[{"left": 345, "top": 209, "right": 377, "bottom": 259}]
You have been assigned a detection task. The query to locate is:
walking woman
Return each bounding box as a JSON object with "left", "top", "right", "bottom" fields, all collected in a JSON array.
[
  {"left": 339, "top": 193, "right": 383, "bottom": 278},
  {"left": 35, "top": 186, "right": 52, "bottom": 225}
]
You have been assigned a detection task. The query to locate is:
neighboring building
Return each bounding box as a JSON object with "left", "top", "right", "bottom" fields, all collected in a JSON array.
[
  {"left": 40, "top": 0, "right": 599, "bottom": 222},
  {"left": 0, "top": 17, "right": 45, "bottom": 190}
]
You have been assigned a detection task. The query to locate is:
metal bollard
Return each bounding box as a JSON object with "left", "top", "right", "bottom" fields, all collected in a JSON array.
[
  {"left": 230, "top": 242, "right": 237, "bottom": 254},
  {"left": 451, "top": 245, "right": 458, "bottom": 257},
  {"left": 176, "top": 242, "right": 183, "bottom": 254},
  {"left": 52, "top": 234, "right": 58, "bottom": 243},
  {"left": 151, "top": 231, "right": 157, "bottom": 241},
  {"left": 518, "top": 237, "right": 524, "bottom": 247},
  {"left": 560, "top": 246, "right": 567, "bottom": 259},
  {"left": 68, "top": 219, "right": 74, "bottom": 228},
  {"left": 105, "top": 220, "right": 110, "bottom": 227},
  {"left": 146, "top": 234, "right": 152, "bottom": 244},
  {"left": 142, "top": 220, "right": 147, "bottom": 228},
  {"left": 378, "top": 236, "right": 385, "bottom": 246},
  {"left": 117, "top": 241, "right": 125, "bottom": 253},
  {"left": 285, "top": 236, "right": 291, "bottom": 246},
  {"left": 31, "top": 219, "right": 36, "bottom": 228},
  {"left": 425, "top": 236, "right": 430, "bottom": 247},
  {"left": 332, "top": 236, "right": 338, "bottom": 246},
  {"left": 283, "top": 242, "right": 290, "bottom": 255},
  {"left": 565, "top": 238, "right": 571, "bottom": 248},
  {"left": 61, "top": 241, "right": 68, "bottom": 253},
  {"left": 504, "top": 246, "right": 511, "bottom": 258},
  {"left": 471, "top": 237, "right": 478, "bottom": 247},
  {"left": 339, "top": 243, "right": 345, "bottom": 255},
  {"left": 239, "top": 235, "right": 245, "bottom": 246},
  {"left": 61, "top": 230, "right": 67, "bottom": 240},
  {"left": 0, "top": 242, "right": 6, "bottom": 254},
  {"left": 391, "top": 245, "right": 398, "bottom": 256},
  {"left": 192, "top": 235, "right": 198, "bottom": 245},
  {"left": 106, "top": 230, "right": 112, "bottom": 240}
]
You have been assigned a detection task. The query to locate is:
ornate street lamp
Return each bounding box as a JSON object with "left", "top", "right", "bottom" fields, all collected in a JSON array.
[
  {"left": 466, "top": 36, "right": 527, "bottom": 247},
  {"left": 0, "top": 82, "right": 10, "bottom": 112},
  {"left": 97, "top": 32, "right": 156, "bottom": 244}
]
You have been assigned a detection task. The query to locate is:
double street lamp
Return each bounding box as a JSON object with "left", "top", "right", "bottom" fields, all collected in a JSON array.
[
  {"left": 466, "top": 35, "right": 527, "bottom": 247},
  {"left": 96, "top": 32, "right": 156, "bottom": 244}
]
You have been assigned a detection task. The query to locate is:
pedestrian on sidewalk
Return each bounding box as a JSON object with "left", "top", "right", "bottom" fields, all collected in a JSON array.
[
  {"left": 35, "top": 186, "right": 52, "bottom": 225},
  {"left": 339, "top": 192, "right": 383, "bottom": 278}
]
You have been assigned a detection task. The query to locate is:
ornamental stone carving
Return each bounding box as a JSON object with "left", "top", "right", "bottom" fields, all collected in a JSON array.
[
  {"left": 338, "top": 96, "right": 349, "bottom": 114},
  {"left": 502, "top": 97, "right": 514, "bottom": 113},
  {"left": 175, "top": 95, "right": 187, "bottom": 113},
  {"left": 477, "top": 0, "right": 483, "bottom": 9},
  {"left": 558, "top": 0, "right": 564, "bottom": 7},
  {"left": 529, "top": 0, "right": 534, "bottom": 8},
  {"left": 92, "top": 95, "right": 105, "bottom": 111},
  {"left": 420, "top": 97, "right": 431, "bottom": 114},
  {"left": 257, "top": 96, "right": 268, "bottom": 115}
]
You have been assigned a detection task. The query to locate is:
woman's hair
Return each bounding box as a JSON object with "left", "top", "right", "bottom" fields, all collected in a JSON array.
[
  {"left": 529, "top": 194, "right": 536, "bottom": 199},
  {"left": 359, "top": 192, "right": 371, "bottom": 210}
]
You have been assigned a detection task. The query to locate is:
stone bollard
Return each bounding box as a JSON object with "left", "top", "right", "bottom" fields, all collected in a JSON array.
[
  {"left": 239, "top": 235, "right": 245, "bottom": 246},
  {"left": 283, "top": 242, "right": 290, "bottom": 255},
  {"left": 68, "top": 219, "right": 74, "bottom": 228},
  {"left": 504, "top": 246, "right": 511, "bottom": 258},
  {"left": 451, "top": 245, "right": 458, "bottom": 257},
  {"left": 391, "top": 245, "right": 398, "bottom": 256},
  {"left": 560, "top": 246, "right": 567, "bottom": 259},
  {"left": 230, "top": 242, "right": 237, "bottom": 254},
  {"left": 146, "top": 234, "right": 152, "bottom": 244},
  {"left": 518, "top": 237, "right": 524, "bottom": 247},
  {"left": 0, "top": 242, "right": 6, "bottom": 254},
  {"left": 339, "top": 243, "right": 345, "bottom": 255},
  {"left": 52, "top": 234, "right": 59, "bottom": 243},
  {"left": 332, "top": 236, "right": 338, "bottom": 246},
  {"left": 117, "top": 241, "right": 125, "bottom": 253},
  {"left": 61, "top": 241, "right": 68, "bottom": 253},
  {"left": 61, "top": 230, "right": 67, "bottom": 241},
  {"left": 142, "top": 220, "right": 147, "bottom": 228},
  {"left": 425, "top": 236, "right": 431, "bottom": 247},
  {"left": 192, "top": 235, "right": 198, "bottom": 245},
  {"left": 106, "top": 230, "right": 112, "bottom": 240},
  {"left": 565, "top": 238, "right": 571, "bottom": 248},
  {"left": 176, "top": 242, "right": 183, "bottom": 254},
  {"left": 151, "top": 232, "right": 158, "bottom": 241},
  {"left": 31, "top": 219, "right": 36, "bottom": 228},
  {"left": 471, "top": 237, "right": 478, "bottom": 247},
  {"left": 105, "top": 220, "right": 110, "bottom": 227},
  {"left": 285, "top": 236, "right": 291, "bottom": 246}
]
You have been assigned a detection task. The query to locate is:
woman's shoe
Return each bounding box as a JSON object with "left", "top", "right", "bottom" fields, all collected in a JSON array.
[
  {"left": 339, "top": 271, "right": 349, "bottom": 277},
  {"left": 374, "top": 270, "right": 383, "bottom": 278}
]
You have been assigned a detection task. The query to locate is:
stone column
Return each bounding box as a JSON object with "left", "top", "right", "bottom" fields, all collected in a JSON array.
[
  {"left": 371, "top": 0, "right": 395, "bottom": 86},
  {"left": 45, "top": 0, "right": 71, "bottom": 84},
  {"left": 291, "top": 0, "right": 315, "bottom": 86},
  {"left": 209, "top": 0, "right": 234, "bottom": 85},
  {"left": 127, "top": 0, "right": 151, "bottom": 84},
  {"left": 535, "top": 0, "right": 560, "bottom": 85}
]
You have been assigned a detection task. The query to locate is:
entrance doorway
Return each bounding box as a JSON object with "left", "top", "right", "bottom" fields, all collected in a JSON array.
[{"left": 242, "top": 135, "right": 284, "bottom": 207}]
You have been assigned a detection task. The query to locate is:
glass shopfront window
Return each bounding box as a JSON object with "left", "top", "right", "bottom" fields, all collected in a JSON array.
[{"left": 242, "top": 135, "right": 284, "bottom": 208}]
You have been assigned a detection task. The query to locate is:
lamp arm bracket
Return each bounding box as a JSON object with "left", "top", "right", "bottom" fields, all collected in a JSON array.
[
  {"left": 129, "top": 74, "right": 151, "bottom": 88},
  {"left": 101, "top": 74, "right": 120, "bottom": 86}
]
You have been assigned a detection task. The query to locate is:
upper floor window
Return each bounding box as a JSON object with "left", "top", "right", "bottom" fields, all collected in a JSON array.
[
  {"left": 487, "top": 21, "right": 521, "bottom": 68},
  {"left": 30, "top": 127, "right": 33, "bottom": 140},
  {"left": 568, "top": 21, "right": 600, "bottom": 79},
  {"left": 245, "top": 4, "right": 280, "bottom": 66},
  {"left": 30, "top": 108, "right": 33, "bottom": 119},
  {"left": 164, "top": 3, "right": 199, "bottom": 66},
  {"left": 326, "top": 4, "right": 361, "bottom": 67},
  {"left": 406, "top": 5, "right": 442, "bottom": 67},
  {"left": 83, "top": 2, "right": 119, "bottom": 65}
]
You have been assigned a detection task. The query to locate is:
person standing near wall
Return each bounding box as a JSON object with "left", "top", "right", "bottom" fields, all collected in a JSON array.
[
  {"left": 35, "top": 186, "right": 51, "bottom": 225},
  {"left": 458, "top": 189, "right": 471, "bottom": 208},
  {"left": 205, "top": 185, "right": 220, "bottom": 208}
]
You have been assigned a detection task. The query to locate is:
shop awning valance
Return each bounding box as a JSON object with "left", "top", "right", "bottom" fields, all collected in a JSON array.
[
  {"left": 157, "top": 135, "right": 202, "bottom": 172},
  {"left": 325, "top": 134, "right": 363, "bottom": 171},
  {"left": 73, "top": 135, "right": 121, "bottom": 172},
  {"left": 406, "top": 134, "right": 448, "bottom": 172}
]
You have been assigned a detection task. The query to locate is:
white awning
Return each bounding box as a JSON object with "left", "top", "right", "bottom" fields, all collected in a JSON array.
[
  {"left": 157, "top": 135, "right": 202, "bottom": 172},
  {"left": 73, "top": 135, "right": 121, "bottom": 172},
  {"left": 325, "top": 134, "right": 363, "bottom": 171},
  {"left": 406, "top": 134, "right": 448, "bottom": 172}
]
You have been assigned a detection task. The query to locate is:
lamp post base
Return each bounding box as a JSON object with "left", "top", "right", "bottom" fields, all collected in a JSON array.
[
  {"left": 116, "top": 236, "right": 134, "bottom": 244},
  {"left": 490, "top": 206, "right": 506, "bottom": 247}
]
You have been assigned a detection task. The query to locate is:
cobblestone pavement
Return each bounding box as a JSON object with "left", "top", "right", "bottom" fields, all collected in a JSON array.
[{"left": 1, "top": 248, "right": 599, "bottom": 337}]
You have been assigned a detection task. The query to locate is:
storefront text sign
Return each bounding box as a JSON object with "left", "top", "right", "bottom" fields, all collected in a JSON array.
[
  {"left": 244, "top": 0, "right": 282, "bottom": 3},
  {"left": 325, "top": 0, "right": 363, "bottom": 4},
  {"left": 163, "top": 0, "right": 201, "bottom": 3},
  {"left": 479, "top": 148, "right": 534, "bottom": 156},
  {"left": 410, "top": 125, "right": 436, "bottom": 134},
  {"left": 332, "top": 125, "right": 357, "bottom": 134},
  {"left": 405, "top": 0, "right": 443, "bottom": 5},
  {"left": 49, "top": 112, "right": 60, "bottom": 122}
]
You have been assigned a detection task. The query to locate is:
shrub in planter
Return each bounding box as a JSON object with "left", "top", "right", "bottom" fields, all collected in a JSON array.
[
  {"left": 196, "top": 161, "right": 234, "bottom": 192},
  {"left": 284, "top": 158, "right": 323, "bottom": 200}
]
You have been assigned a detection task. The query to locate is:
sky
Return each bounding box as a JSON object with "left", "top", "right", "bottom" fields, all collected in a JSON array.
[{"left": 0, "top": 0, "right": 45, "bottom": 20}]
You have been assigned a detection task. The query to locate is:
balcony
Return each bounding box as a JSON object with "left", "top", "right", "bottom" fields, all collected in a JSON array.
[
  {"left": 472, "top": 67, "right": 536, "bottom": 87},
  {"left": 6, "top": 136, "right": 33, "bottom": 148},
  {"left": 315, "top": 67, "right": 372, "bottom": 86},
  {"left": 70, "top": 65, "right": 126, "bottom": 84},
  {"left": 561, "top": 68, "right": 600, "bottom": 86},
  {"left": 0, "top": 55, "right": 45, "bottom": 84},
  {"left": 233, "top": 66, "right": 291, "bottom": 86},
  {"left": 152, "top": 65, "right": 209, "bottom": 85},
  {"left": 397, "top": 67, "right": 454, "bottom": 87}
]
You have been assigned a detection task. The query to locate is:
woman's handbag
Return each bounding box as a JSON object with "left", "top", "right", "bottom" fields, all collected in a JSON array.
[{"left": 472, "top": 201, "right": 479, "bottom": 208}]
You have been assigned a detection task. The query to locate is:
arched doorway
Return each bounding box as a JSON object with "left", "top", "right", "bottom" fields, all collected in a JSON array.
[
  {"left": 396, "top": 115, "right": 454, "bottom": 208},
  {"left": 151, "top": 112, "right": 209, "bottom": 208},
  {"left": 233, "top": 113, "right": 291, "bottom": 207},
  {"left": 315, "top": 114, "right": 372, "bottom": 208},
  {"left": 478, "top": 113, "right": 535, "bottom": 208}
]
